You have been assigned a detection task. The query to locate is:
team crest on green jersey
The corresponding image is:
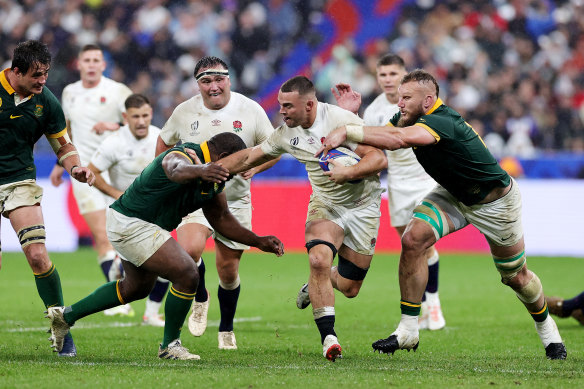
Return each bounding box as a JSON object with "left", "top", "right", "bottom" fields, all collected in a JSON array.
[{"left": 34, "top": 104, "right": 43, "bottom": 117}]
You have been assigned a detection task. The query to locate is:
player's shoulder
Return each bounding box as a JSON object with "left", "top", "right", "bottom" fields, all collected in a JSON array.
[
  {"left": 229, "top": 92, "right": 266, "bottom": 112},
  {"left": 62, "top": 80, "right": 83, "bottom": 94},
  {"left": 318, "top": 101, "right": 362, "bottom": 123}
]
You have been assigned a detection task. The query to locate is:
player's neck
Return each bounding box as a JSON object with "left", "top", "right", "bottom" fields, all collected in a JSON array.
[
  {"left": 81, "top": 76, "right": 102, "bottom": 89},
  {"left": 385, "top": 92, "right": 398, "bottom": 105},
  {"left": 5, "top": 70, "right": 28, "bottom": 98}
]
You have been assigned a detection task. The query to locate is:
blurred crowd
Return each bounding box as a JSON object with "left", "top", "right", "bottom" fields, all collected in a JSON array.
[{"left": 1, "top": 0, "right": 583, "bottom": 157}]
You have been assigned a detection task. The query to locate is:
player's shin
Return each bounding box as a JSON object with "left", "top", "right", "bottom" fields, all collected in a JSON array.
[
  {"left": 162, "top": 286, "right": 195, "bottom": 348},
  {"left": 218, "top": 276, "right": 240, "bottom": 332},
  {"left": 64, "top": 281, "right": 125, "bottom": 325},
  {"left": 34, "top": 263, "right": 64, "bottom": 308}
]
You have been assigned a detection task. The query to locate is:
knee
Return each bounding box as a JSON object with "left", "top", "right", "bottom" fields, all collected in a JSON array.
[
  {"left": 308, "top": 250, "right": 332, "bottom": 273},
  {"left": 340, "top": 283, "right": 361, "bottom": 298},
  {"left": 120, "top": 279, "right": 151, "bottom": 302},
  {"left": 25, "top": 244, "right": 50, "bottom": 272},
  {"left": 173, "top": 262, "right": 199, "bottom": 293},
  {"left": 401, "top": 231, "right": 428, "bottom": 255},
  {"left": 183, "top": 243, "right": 204, "bottom": 262}
]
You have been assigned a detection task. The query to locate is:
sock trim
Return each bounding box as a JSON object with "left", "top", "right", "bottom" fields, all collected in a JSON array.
[
  {"left": 169, "top": 286, "right": 195, "bottom": 300},
  {"left": 115, "top": 280, "right": 125, "bottom": 304},
  {"left": 34, "top": 263, "right": 55, "bottom": 278}
]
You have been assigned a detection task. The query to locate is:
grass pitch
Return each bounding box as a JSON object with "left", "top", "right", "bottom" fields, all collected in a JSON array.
[{"left": 1, "top": 248, "right": 583, "bottom": 388}]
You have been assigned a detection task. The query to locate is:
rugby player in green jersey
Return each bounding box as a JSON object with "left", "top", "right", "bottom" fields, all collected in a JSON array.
[
  {"left": 319, "top": 69, "right": 566, "bottom": 360},
  {"left": 0, "top": 40, "right": 95, "bottom": 358},
  {"left": 46, "top": 132, "right": 284, "bottom": 360}
]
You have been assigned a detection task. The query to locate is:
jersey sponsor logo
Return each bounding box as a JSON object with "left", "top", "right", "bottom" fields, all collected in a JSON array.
[
  {"left": 233, "top": 120, "right": 242, "bottom": 132},
  {"left": 211, "top": 119, "right": 221, "bottom": 126},
  {"left": 190, "top": 121, "right": 199, "bottom": 136},
  {"left": 10, "top": 114, "right": 23, "bottom": 119},
  {"left": 290, "top": 137, "right": 299, "bottom": 146},
  {"left": 34, "top": 104, "right": 43, "bottom": 117}
]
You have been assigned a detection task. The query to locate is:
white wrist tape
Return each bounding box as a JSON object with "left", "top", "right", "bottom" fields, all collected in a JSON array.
[{"left": 346, "top": 124, "right": 364, "bottom": 142}]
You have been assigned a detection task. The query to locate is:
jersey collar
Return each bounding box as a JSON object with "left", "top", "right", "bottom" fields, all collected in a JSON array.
[
  {"left": 0, "top": 68, "right": 15, "bottom": 95},
  {"left": 425, "top": 98, "right": 443, "bottom": 116},
  {"left": 200, "top": 141, "right": 211, "bottom": 163}
]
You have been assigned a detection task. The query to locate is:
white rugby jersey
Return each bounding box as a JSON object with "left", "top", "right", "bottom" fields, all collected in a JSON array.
[
  {"left": 261, "top": 102, "right": 383, "bottom": 206},
  {"left": 62, "top": 77, "right": 132, "bottom": 165},
  {"left": 364, "top": 93, "right": 433, "bottom": 181},
  {"left": 160, "top": 92, "right": 274, "bottom": 205},
  {"left": 90, "top": 125, "right": 160, "bottom": 191}
]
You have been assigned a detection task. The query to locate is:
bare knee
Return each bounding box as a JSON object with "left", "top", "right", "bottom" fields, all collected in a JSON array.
[
  {"left": 339, "top": 282, "right": 361, "bottom": 298},
  {"left": 171, "top": 262, "right": 199, "bottom": 294},
  {"left": 24, "top": 244, "right": 50, "bottom": 273},
  {"left": 308, "top": 250, "right": 332, "bottom": 274},
  {"left": 401, "top": 231, "right": 431, "bottom": 256},
  {"left": 119, "top": 278, "right": 152, "bottom": 302}
]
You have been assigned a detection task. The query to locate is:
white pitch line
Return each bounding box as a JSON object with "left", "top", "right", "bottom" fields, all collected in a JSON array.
[{"left": 4, "top": 316, "right": 262, "bottom": 333}]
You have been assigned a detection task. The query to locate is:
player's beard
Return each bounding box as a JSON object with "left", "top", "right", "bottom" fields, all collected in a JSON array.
[{"left": 397, "top": 104, "right": 425, "bottom": 127}]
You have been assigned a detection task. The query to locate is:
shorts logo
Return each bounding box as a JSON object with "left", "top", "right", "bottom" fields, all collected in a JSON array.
[
  {"left": 233, "top": 120, "right": 242, "bottom": 132},
  {"left": 34, "top": 104, "right": 43, "bottom": 117},
  {"left": 290, "top": 137, "right": 299, "bottom": 146},
  {"left": 371, "top": 238, "right": 377, "bottom": 247},
  {"left": 211, "top": 119, "right": 221, "bottom": 126},
  {"left": 190, "top": 121, "right": 200, "bottom": 135}
]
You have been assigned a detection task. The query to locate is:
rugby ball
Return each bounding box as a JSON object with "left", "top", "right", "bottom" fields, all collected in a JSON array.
[{"left": 318, "top": 146, "right": 362, "bottom": 184}]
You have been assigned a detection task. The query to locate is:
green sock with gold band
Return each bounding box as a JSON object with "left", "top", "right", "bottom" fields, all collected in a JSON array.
[
  {"left": 34, "top": 263, "right": 64, "bottom": 308},
  {"left": 530, "top": 301, "right": 549, "bottom": 322},
  {"left": 400, "top": 299, "right": 422, "bottom": 316},
  {"left": 64, "top": 281, "right": 122, "bottom": 325},
  {"left": 162, "top": 286, "right": 196, "bottom": 348}
]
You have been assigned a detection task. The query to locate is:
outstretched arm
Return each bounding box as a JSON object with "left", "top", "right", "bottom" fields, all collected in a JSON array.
[
  {"left": 217, "top": 145, "right": 277, "bottom": 175},
  {"left": 203, "top": 193, "right": 284, "bottom": 256},
  {"left": 316, "top": 124, "right": 437, "bottom": 156},
  {"left": 162, "top": 150, "right": 229, "bottom": 184}
]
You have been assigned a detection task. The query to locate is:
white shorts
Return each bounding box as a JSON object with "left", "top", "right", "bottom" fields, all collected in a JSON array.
[
  {"left": 178, "top": 200, "right": 252, "bottom": 251},
  {"left": 71, "top": 171, "right": 114, "bottom": 214},
  {"left": 0, "top": 179, "right": 43, "bottom": 216},
  {"left": 387, "top": 173, "right": 436, "bottom": 227},
  {"left": 106, "top": 208, "right": 172, "bottom": 267},
  {"left": 419, "top": 179, "right": 522, "bottom": 247},
  {"left": 306, "top": 195, "right": 381, "bottom": 255}
]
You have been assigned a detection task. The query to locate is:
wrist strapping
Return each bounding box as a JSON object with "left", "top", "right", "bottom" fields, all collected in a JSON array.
[{"left": 346, "top": 124, "right": 364, "bottom": 142}]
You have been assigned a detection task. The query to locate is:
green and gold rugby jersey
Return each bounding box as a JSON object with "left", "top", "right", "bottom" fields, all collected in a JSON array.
[
  {"left": 110, "top": 141, "right": 225, "bottom": 231},
  {"left": 389, "top": 98, "right": 510, "bottom": 205},
  {"left": 0, "top": 69, "right": 67, "bottom": 185}
]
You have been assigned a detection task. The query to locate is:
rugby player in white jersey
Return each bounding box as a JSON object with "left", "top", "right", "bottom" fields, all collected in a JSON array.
[
  {"left": 155, "top": 56, "right": 279, "bottom": 350},
  {"left": 49, "top": 44, "right": 133, "bottom": 316},
  {"left": 334, "top": 54, "right": 445, "bottom": 330},
  {"left": 217, "top": 76, "right": 387, "bottom": 361},
  {"left": 88, "top": 94, "right": 170, "bottom": 327}
]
